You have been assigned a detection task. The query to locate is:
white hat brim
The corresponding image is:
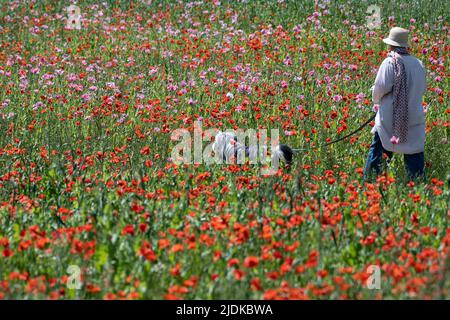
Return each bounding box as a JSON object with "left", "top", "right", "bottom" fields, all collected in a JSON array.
[{"left": 383, "top": 38, "right": 409, "bottom": 48}]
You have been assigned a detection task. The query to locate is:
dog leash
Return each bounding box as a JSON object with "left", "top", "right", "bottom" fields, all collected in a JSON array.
[{"left": 291, "top": 113, "right": 376, "bottom": 152}]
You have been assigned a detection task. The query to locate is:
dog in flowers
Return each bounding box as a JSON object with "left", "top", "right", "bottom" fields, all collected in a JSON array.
[{"left": 212, "top": 131, "right": 294, "bottom": 167}]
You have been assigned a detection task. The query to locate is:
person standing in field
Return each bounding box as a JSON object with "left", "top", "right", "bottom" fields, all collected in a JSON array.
[{"left": 364, "top": 27, "right": 427, "bottom": 181}]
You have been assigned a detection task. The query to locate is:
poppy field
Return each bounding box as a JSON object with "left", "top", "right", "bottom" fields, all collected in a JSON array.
[{"left": 0, "top": 0, "right": 449, "bottom": 300}]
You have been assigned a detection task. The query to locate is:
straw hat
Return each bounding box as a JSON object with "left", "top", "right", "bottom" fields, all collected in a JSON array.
[{"left": 383, "top": 27, "right": 409, "bottom": 47}]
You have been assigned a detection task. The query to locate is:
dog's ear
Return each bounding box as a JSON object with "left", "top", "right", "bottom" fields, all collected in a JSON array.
[{"left": 279, "top": 144, "right": 294, "bottom": 164}]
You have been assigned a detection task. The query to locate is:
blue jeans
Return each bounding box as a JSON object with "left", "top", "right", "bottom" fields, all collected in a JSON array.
[{"left": 363, "top": 132, "right": 424, "bottom": 181}]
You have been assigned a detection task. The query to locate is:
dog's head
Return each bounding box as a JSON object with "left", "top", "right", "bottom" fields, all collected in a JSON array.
[{"left": 273, "top": 144, "right": 294, "bottom": 165}]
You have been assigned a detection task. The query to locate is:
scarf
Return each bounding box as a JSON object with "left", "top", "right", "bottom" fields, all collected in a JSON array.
[{"left": 388, "top": 47, "right": 409, "bottom": 144}]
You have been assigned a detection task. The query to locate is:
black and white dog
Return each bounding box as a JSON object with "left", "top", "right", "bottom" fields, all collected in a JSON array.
[{"left": 212, "top": 131, "right": 294, "bottom": 166}]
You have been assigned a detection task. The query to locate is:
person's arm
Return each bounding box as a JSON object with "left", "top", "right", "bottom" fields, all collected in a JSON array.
[
  {"left": 418, "top": 59, "right": 427, "bottom": 95},
  {"left": 372, "top": 58, "right": 394, "bottom": 104}
]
